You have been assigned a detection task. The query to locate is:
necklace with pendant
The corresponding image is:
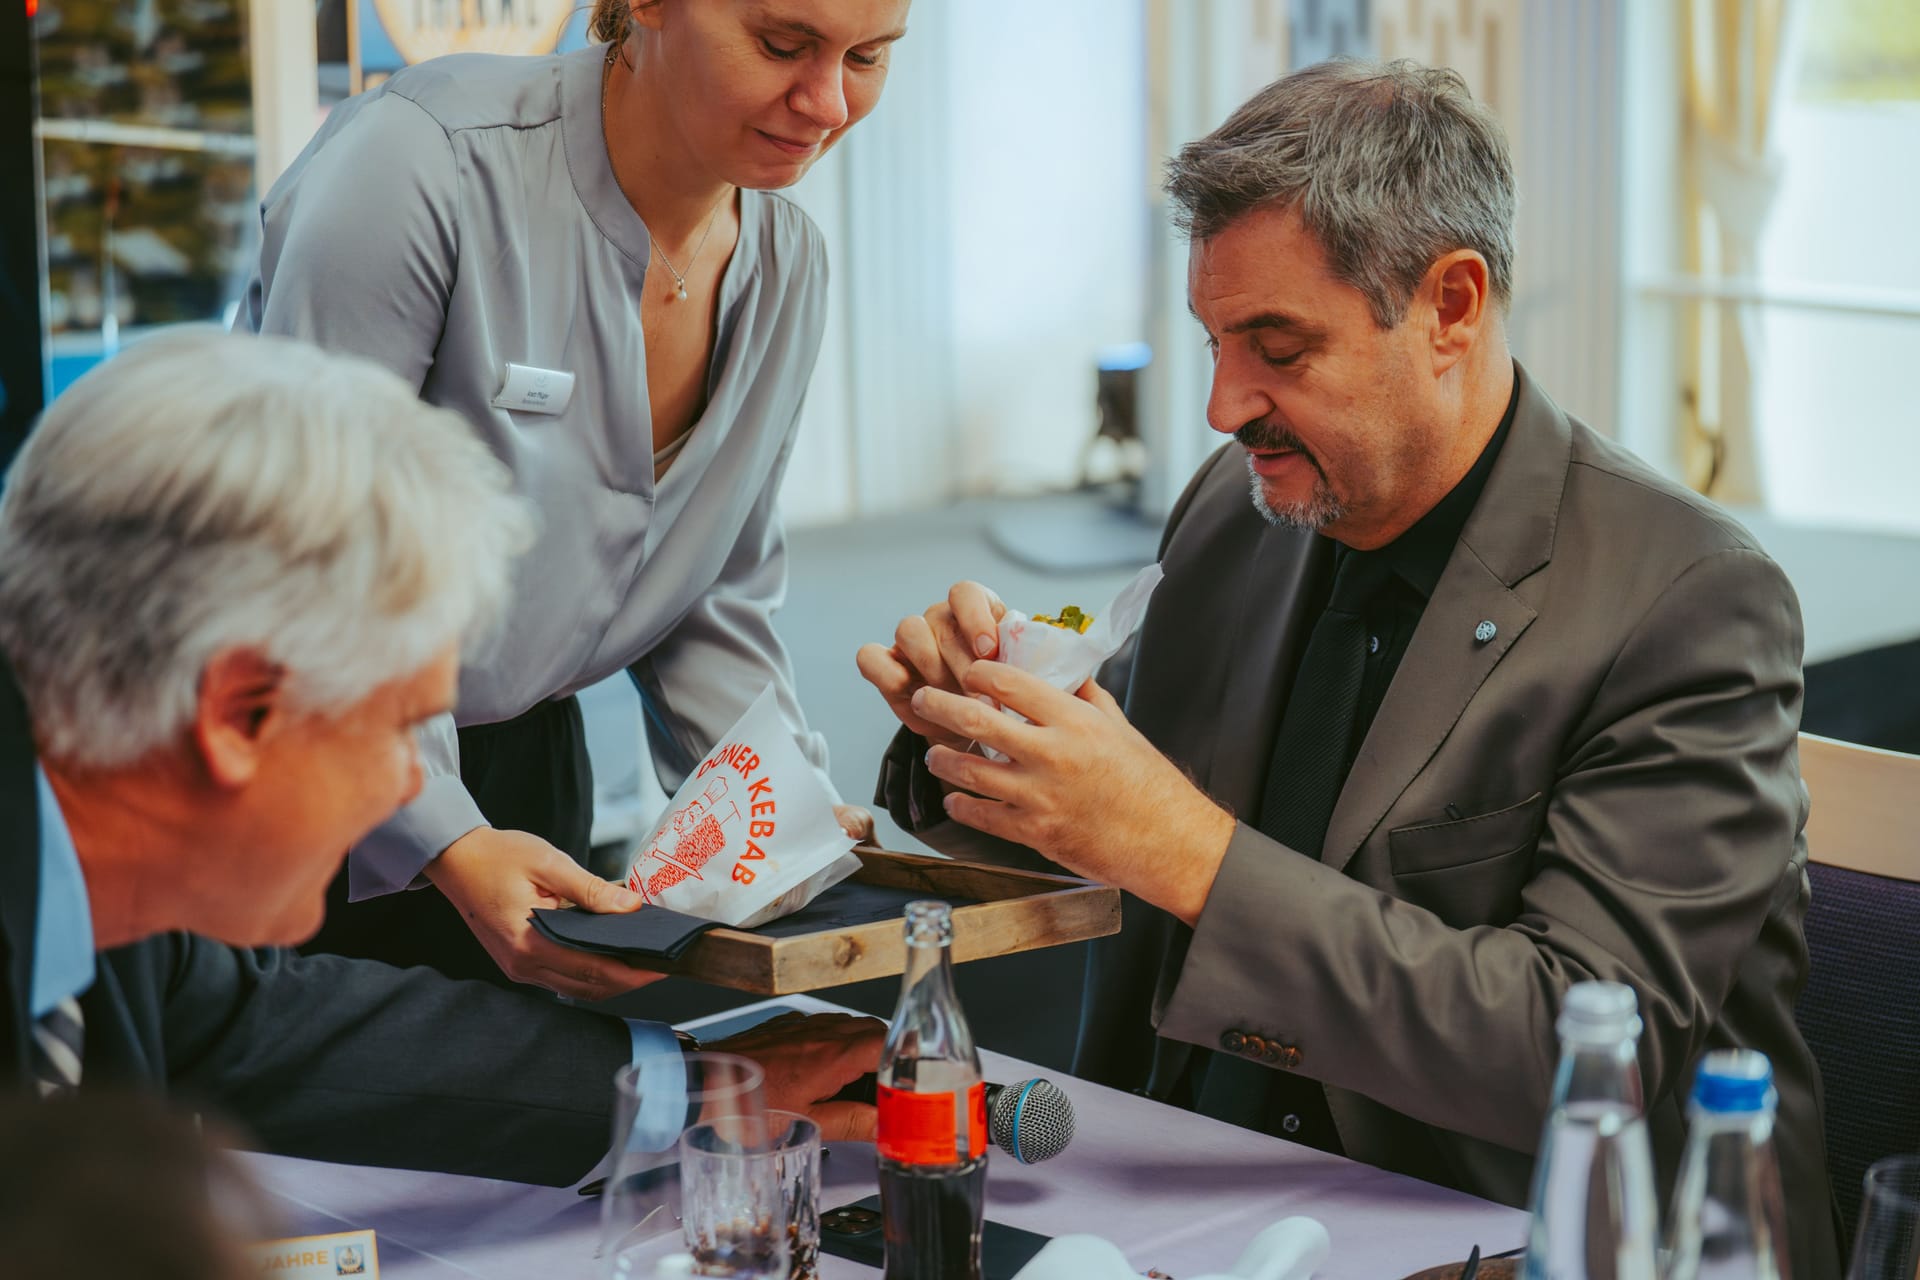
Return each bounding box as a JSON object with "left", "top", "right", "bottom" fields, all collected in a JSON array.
[{"left": 602, "top": 44, "right": 726, "bottom": 303}]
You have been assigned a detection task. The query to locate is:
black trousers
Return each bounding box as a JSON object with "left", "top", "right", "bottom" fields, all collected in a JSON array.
[{"left": 302, "top": 695, "right": 595, "bottom": 987}]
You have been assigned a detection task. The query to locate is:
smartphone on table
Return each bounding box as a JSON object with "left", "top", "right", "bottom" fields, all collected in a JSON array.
[{"left": 819, "top": 1196, "right": 1050, "bottom": 1279}]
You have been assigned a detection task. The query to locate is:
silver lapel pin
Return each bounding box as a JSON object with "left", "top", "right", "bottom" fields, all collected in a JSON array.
[{"left": 1474, "top": 620, "right": 1498, "bottom": 643}]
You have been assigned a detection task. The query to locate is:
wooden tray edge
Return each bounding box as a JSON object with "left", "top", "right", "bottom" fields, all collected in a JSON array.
[{"left": 668, "top": 847, "right": 1120, "bottom": 994}]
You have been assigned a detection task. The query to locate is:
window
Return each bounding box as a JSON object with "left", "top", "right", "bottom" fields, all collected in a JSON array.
[
  {"left": 1638, "top": 0, "right": 1920, "bottom": 532},
  {"left": 1752, "top": 2, "right": 1920, "bottom": 531},
  {"left": 33, "top": 0, "right": 257, "bottom": 395}
]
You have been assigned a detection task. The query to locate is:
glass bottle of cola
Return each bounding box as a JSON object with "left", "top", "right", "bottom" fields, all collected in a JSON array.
[{"left": 877, "top": 900, "right": 988, "bottom": 1280}]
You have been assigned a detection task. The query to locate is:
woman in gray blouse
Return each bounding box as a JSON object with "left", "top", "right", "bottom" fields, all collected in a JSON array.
[{"left": 240, "top": 0, "right": 911, "bottom": 997}]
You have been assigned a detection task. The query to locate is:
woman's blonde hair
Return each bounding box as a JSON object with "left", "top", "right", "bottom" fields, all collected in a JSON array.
[{"left": 589, "top": 0, "right": 657, "bottom": 45}]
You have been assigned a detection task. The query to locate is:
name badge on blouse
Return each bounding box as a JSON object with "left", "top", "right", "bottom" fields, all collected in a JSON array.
[{"left": 492, "top": 362, "right": 576, "bottom": 415}]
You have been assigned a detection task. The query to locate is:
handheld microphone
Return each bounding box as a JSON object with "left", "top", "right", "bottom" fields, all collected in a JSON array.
[
  {"left": 984, "top": 1078, "right": 1076, "bottom": 1165},
  {"left": 833, "top": 1074, "right": 1077, "bottom": 1163}
]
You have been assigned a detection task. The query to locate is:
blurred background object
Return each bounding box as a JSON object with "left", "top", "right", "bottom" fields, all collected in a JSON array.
[{"left": 0, "top": 1090, "right": 278, "bottom": 1280}]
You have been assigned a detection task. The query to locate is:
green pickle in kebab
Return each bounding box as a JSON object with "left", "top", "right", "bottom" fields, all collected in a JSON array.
[{"left": 1031, "top": 604, "right": 1094, "bottom": 634}]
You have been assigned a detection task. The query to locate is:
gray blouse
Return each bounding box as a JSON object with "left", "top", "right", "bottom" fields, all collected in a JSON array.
[{"left": 240, "top": 46, "right": 834, "bottom": 897}]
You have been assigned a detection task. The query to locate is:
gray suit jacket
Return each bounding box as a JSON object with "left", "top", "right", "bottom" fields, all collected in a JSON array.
[{"left": 881, "top": 364, "right": 1840, "bottom": 1279}]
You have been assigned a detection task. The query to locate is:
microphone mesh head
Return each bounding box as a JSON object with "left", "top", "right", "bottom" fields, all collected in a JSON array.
[{"left": 989, "top": 1078, "right": 1076, "bottom": 1163}]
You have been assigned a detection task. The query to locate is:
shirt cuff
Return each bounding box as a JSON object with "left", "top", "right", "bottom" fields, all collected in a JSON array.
[
  {"left": 346, "top": 773, "right": 489, "bottom": 900},
  {"left": 622, "top": 1020, "right": 691, "bottom": 1153}
]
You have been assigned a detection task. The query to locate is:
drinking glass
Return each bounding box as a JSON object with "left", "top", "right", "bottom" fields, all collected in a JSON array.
[
  {"left": 765, "top": 1113, "right": 824, "bottom": 1280},
  {"left": 1851, "top": 1155, "right": 1920, "bottom": 1280},
  {"left": 601, "top": 1051, "right": 768, "bottom": 1278},
  {"left": 680, "top": 1111, "right": 822, "bottom": 1280}
]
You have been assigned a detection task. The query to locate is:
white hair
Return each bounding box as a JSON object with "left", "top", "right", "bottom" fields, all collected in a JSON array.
[{"left": 0, "top": 327, "right": 535, "bottom": 767}]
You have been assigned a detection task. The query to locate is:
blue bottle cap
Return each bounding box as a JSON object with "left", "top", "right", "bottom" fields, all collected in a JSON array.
[{"left": 1691, "top": 1049, "right": 1775, "bottom": 1112}]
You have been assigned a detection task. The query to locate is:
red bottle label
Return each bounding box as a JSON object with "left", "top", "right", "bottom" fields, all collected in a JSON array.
[{"left": 877, "top": 1082, "right": 988, "bottom": 1165}]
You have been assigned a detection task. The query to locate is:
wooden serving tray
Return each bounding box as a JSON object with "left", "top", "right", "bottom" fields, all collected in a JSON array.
[{"left": 667, "top": 845, "right": 1121, "bottom": 994}]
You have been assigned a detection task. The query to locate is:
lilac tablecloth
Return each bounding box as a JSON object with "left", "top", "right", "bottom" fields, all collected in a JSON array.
[{"left": 242, "top": 995, "right": 1526, "bottom": 1278}]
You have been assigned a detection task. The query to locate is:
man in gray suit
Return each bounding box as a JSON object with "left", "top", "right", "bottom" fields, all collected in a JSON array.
[{"left": 861, "top": 61, "right": 1839, "bottom": 1278}]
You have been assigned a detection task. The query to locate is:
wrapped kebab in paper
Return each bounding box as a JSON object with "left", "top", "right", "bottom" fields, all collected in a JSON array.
[
  {"left": 624, "top": 685, "right": 860, "bottom": 929},
  {"left": 984, "top": 563, "right": 1164, "bottom": 761}
]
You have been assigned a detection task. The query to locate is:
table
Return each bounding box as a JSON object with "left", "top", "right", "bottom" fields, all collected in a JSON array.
[{"left": 243, "top": 995, "right": 1527, "bottom": 1279}]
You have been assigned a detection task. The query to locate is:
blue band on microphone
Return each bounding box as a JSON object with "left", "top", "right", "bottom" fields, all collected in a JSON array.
[{"left": 1012, "top": 1080, "right": 1037, "bottom": 1164}]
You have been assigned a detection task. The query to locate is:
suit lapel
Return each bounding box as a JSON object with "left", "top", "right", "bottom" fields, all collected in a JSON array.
[{"left": 1321, "top": 363, "right": 1571, "bottom": 875}]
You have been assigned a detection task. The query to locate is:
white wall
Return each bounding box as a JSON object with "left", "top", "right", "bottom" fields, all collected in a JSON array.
[
  {"left": 945, "top": 0, "right": 1151, "bottom": 495},
  {"left": 776, "top": 1, "right": 957, "bottom": 528},
  {"left": 1140, "top": 0, "right": 1292, "bottom": 517},
  {"left": 249, "top": 0, "right": 322, "bottom": 190},
  {"left": 777, "top": 149, "right": 857, "bottom": 528}
]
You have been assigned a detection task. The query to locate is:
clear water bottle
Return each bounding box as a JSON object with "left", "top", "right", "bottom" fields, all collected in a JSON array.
[
  {"left": 1663, "top": 1050, "right": 1791, "bottom": 1280},
  {"left": 1524, "top": 981, "right": 1661, "bottom": 1280},
  {"left": 877, "top": 900, "right": 987, "bottom": 1280}
]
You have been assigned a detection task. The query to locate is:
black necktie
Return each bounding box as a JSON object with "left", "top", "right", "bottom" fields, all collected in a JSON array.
[
  {"left": 1258, "top": 548, "right": 1392, "bottom": 859},
  {"left": 1195, "top": 548, "right": 1389, "bottom": 1151},
  {"left": 31, "top": 996, "right": 84, "bottom": 1096}
]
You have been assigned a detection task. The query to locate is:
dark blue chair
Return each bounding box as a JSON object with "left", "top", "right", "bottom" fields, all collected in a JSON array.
[{"left": 1793, "top": 734, "right": 1920, "bottom": 1253}]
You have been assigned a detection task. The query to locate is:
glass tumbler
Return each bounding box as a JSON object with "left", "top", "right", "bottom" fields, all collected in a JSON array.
[
  {"left": 680, "top": 1111, "right": 822, "bottom": 1279},
  {"left": 1851, "top": 1154, "right": 1920, "bottom": 1280},
  {"left": 601, "top": 1051, "right": 768, "bottom": 1278}
]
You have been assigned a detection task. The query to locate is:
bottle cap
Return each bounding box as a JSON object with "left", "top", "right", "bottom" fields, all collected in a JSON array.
[
  {"left": 1691, "top": 1049, "right": 1775, "bottom": 1113},
  {"left": 1556, "top": 981, "right": 1643, "bottom": 1044},
  {"left": 904, "top": 899, "right": 954, "bottom": 946}
]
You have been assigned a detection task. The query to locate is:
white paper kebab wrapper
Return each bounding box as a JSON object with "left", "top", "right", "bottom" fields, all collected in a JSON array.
[
  {"left": 622, "top": 685, "right": 860, "bottom": 929},
  {"left": 983, "top": 563, "right": 1164, "bottom": 762}
]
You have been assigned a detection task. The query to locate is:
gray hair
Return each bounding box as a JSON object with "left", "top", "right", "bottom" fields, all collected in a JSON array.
[
  {"left": 1165, "top": 58, "right": 1515, "bottom": 328},
  {"left": 0, "top": 327, "right": 534, "bottom": 767}
]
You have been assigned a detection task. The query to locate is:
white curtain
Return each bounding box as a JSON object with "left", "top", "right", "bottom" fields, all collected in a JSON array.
[{"left": 1679, "top": 0, "right": 1802, "bottom": 500}]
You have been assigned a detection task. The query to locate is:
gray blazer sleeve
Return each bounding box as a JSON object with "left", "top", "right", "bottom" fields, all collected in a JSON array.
[
  {"left": 1156, "top": 547, "right": 1807, "bottom": 1155},
  {"left": 156, "top": 938, "right": 630, "bottom": 1184},
  {"left": 241, "top": 91, "right": 488, "bottom": 894}
]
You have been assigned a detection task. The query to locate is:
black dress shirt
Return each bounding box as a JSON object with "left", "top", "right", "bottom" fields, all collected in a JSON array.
[{"left": 1317, "top": 372, "right": 1519, "bottom": 777}]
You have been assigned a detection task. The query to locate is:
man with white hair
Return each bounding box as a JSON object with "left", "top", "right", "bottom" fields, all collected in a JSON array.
[{"left": 0, "top": 328, "right": 879, "bottom": 1177}]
